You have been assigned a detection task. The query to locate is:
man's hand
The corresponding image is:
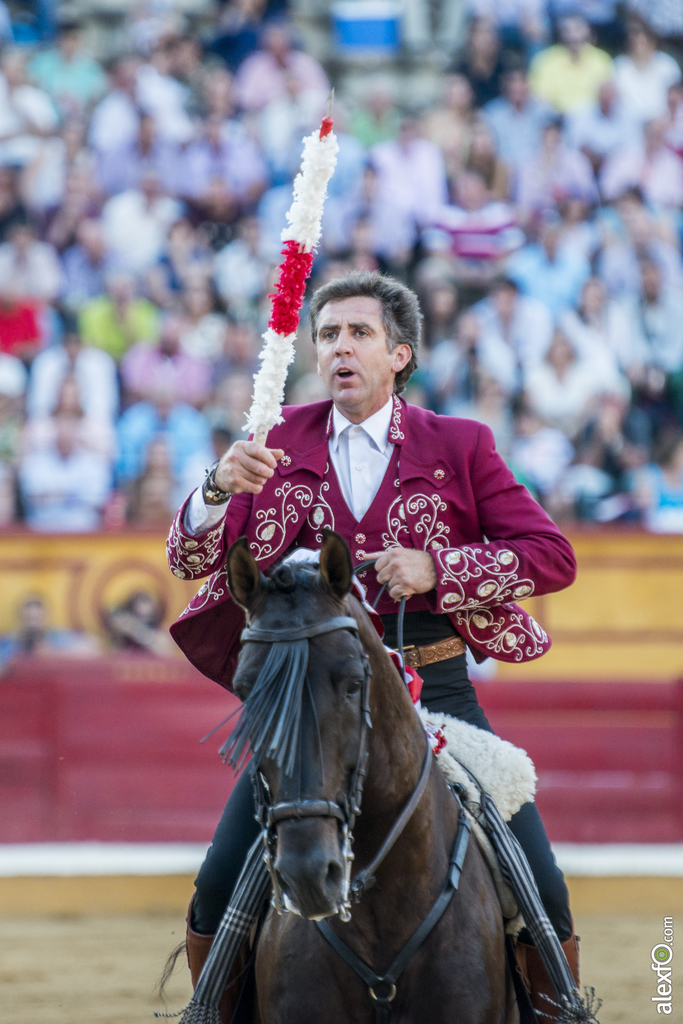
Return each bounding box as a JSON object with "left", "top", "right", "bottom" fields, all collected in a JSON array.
[
  {"left": 214, "top": 441, "right": 284, "bottom": 496},
  {"left": 366, "top": 548, "right": 438, "bottom": 602}
]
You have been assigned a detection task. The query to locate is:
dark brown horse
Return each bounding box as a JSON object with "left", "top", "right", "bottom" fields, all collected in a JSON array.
[{"left": 226, "top": 530, "right": 518, "bottom": 1024}]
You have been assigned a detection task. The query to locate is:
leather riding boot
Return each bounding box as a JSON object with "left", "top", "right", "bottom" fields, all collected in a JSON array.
[
  {"left": 185, "top": 899, "right": 253, "bottom": 1024},
  {"left": 516, "top": 933, "right": 580, "bottom": 1020}
]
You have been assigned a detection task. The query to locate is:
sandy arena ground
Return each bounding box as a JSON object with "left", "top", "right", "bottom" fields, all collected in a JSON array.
[{"left": 0, "top": 911, "right": 677, "bottom": 1023}]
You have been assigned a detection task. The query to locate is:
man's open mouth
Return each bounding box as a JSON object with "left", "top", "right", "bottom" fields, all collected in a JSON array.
[{"left": 335, "top": 368, "right": 355, "bottom": 379}]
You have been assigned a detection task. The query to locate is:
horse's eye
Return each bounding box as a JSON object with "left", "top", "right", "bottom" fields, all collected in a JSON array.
[{"left": 346, "top": 679, "right": 362, "bottom": 697}]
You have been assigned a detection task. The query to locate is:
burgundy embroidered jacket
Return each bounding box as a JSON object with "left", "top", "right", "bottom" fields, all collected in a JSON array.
[{"left": 167, "top": 396, "right": 576, "bottom": 689}]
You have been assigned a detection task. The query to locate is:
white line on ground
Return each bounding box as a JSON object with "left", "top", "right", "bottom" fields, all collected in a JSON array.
[{"left": 0, "top": 843, "right": 682, "bottom": 877}]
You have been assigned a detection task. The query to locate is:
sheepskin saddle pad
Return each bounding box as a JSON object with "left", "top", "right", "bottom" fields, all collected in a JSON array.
[{"left": 419, "top": 709, "right": 537, "bottom": 821}]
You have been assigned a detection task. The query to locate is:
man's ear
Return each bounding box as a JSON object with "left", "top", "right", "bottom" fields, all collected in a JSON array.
[
  {"left": 227, "top": 537, "right": 265, "bottom": 611},
  {"left": 319, "top": 529, "right": 354, "bottom": 600}
]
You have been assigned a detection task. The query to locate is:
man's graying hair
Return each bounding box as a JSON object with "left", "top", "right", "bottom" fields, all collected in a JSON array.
[{"left": 309, "top": 271, "right": 421, "bottom": 393}]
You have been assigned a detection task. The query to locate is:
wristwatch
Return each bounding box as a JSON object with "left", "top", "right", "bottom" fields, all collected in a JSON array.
[{"left": 202, "top": 461, "right": 232, "bottom": 506}]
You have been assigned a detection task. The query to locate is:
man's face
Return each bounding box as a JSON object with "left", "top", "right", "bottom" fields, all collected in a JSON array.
[{"left": 315, "top": 296, "right": 411, "bottom": 421}]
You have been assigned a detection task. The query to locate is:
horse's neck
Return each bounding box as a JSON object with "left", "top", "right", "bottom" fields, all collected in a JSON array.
[{"left": 352, "top": 620, "right": 458, "bottom": 893}]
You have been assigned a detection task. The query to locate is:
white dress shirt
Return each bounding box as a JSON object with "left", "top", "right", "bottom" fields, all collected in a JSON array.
[{"left": 185, "top": 397, "right": 395, "bottom": 535}]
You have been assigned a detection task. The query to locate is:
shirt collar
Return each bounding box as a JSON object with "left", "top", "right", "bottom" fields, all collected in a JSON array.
[{"left": 330, "top": 397, "right": 394, "bottom": 454}]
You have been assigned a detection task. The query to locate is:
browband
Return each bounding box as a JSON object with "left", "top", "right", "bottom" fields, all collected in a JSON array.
[{"left": 240, "top": 615, "right": 359, "bottom": 644}]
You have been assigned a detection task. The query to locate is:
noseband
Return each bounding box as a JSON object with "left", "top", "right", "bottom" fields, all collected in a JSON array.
[{"left": 240, "top": 597, "right": 432, "bottom": 923}]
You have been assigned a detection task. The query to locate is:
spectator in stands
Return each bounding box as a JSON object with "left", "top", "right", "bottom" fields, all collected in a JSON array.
[
  {"left": 350, "top": 78, "right": 401, "bottom": 150},
  {"left": 23, "top": 373, "right": 116, "bottom": 460},
  {"left": 570, "top": 391, "right": 652, "bottom": 512},
  {"left": 19, "top": 413, "right": 112, "bottom": 531},
  {"left": 258, "top": 75, "right": 328, "bottom": 182},
  {"left": 115, "top": 387, "right": 213, "bottom": 505},
  {"left": 136, "top": 41, "right": 194, "bottom": 146},
  {"left": 0, "top": 354, "right": 26, "bottom": 520},
  {"left": 121, "top": 314, "right": 212, "bottom": 407},
  {"left": 42, "top": 164, "right": 100, "bottom": 255},
  {"left": 101, "top": 170, "right": 182, "bottom": 275},
  {"left": 370, "top": 117, "right": 449, "bottom": 266},
  {"left": 473, "top": 275, "right": 553, "bottom": 393},
  {"left": 452, "top": 368, "right": 515, "bottom": 458},
  {"left": 469, "top": 0, "right": 548, "bottom": 57},
  {"left": 464, "top": 121, "right": 509, "bottom": 201},
  {"left": 600, "top": 116, "right": 683, "bottom": 210},
  {"left": 507, "top": 212, "right": 591, "bottom": 315},
  {"left": 0, "top": 222, "right": 62, "bottom": 304},
  {"left": 529, "top": 14, "right": 613, "bottom": 113},
  {"left": 89, "top": 57, "right": 141, "bottom": 156},
  {"left": 0, "top": 48, "right": 59, "bottom": 169},
  {"left": 525, "top": 328, "right": 627, "bottom": 438},
  {"left": 0, "top": 596, "right": 98, "bottom": 669},
  {"left": 0, "top": 166, "right": 27, "bottom": 242},
  {"left": 568, "top": 79, "right": 642, "bottom": 175},
  {"left": 28, "top": 312, "right": 119, "bottom": 422},
  {"left": 105, "top": 589, "right": 174, "bottom": 654},
  {"left": 235, "top": 19, "right": 329, "bottom": 113},
  {"left": 79, "top": 271, "right": 159, "bottom": 362},
  {"left": 61, "top": 217, "right": 109, "bottom": 310},
  {"left": 597, "top": 189, "right": 683, "bottom": 297},
  {"left": 636, "top": 428, "right": 683, "bottom": 532},
  {"left": 426, "top": 310, "right": 480, "bottom": 414},
  {"left": 613, "top": 17, "right": 682, "bottom": 125},
  {"left": 427, "top": 169, "right": 523, "bottom": 297},
  {"left": 148, "top": 218, "right": 214, "bottom": 311},
  {"left": 214, "top": 215, "right": 270, "bottom": 318},
  {"left": 516, "top": 118, "right": 598, "bottom": 218},
  {"left": 208, "top": 0, "right": 267, "bottom": 72},
  {"left": 23, "top": 117, "right": 94, "bottom": 215},
  {"left": 180, "top": 114, "right": 266, "bottom": 211},
  {"left": 483, "top": 66, "right": 553, "bottom": 170},
  {"left": 451, "top": 17, "right": 504, "bottom": 108},
  {"left": 623, "top": 259, "right": 683, "bottom": 380},
  {"left": 28, "top": 18, "right": 106, "bottom": 115},
  {"left": 125, "top": 438, "right": 175, "bottom": 525},
  {"left": 0, "top": 289, "right": 41, "bottom": 362},
  {"left": 559, "top": 276, "right": 636, "bottom": 378},
  {"left": 509, "top": 402, "right": 575, "bottom": 501},
  {"left": 178, "top": 277, "right": 227, "bottom": 363},
  {"left": 421, "top": 74, "right": 474, "bottom": 180},
  {"left": 420, "top": 278, "right": 459, "bottom": 349},
  {"left": 97, "top": 113, "right": 178, "bottom": 197}
]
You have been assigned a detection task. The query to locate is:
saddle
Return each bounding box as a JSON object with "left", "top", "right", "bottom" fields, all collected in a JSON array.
[{"left": 420, "top": 710, "right": 538, "bottom": 930}]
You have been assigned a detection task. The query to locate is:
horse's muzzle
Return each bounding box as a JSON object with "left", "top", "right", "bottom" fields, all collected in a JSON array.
[{"left": 274, "top": 817, "right": 346, "bottom": 920}]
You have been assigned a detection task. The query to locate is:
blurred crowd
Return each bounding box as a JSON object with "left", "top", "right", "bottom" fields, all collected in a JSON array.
[{"left": 1, "top": 1, "right": 683, "bottom": 533}]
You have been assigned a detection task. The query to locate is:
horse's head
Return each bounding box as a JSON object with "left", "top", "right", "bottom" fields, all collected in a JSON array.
[{"left": 226, "top": 530, "right": 371, "bottom": 921}]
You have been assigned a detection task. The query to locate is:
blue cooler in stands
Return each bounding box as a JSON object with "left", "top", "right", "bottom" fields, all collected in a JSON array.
[{"left": 332, "top": 1, "right": 401, "bottom": 56}]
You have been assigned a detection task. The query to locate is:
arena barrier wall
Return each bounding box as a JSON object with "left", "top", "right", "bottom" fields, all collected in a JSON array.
[
  {"left": 2, "top": 530, "right": 683, "bottom": 680},
  {"left": 1, "top": 657, "right": 681, "bottom": 845}
]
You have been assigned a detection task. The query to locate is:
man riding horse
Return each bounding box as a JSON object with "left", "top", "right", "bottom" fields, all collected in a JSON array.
[{"left": 166, "top": 270, "right": 580, "bottom": 1020}]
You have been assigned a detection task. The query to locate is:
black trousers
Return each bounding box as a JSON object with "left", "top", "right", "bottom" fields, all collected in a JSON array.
[{"left": 193, "top": 655, "right": 572, "bottom": 943}]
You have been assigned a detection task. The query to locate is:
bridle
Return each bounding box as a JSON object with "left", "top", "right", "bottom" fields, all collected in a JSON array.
[
  {"left": 242, "top": 612, "right": 371, "bottom": 921},
  {"left": 240, "top": 564, "right": 471, "bottom": 1024},
  {"left": 240, "top": 571, "right": 432, "bottom": 923}
]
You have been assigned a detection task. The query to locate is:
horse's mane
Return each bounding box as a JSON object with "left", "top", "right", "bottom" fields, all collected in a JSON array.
[{"left": 221, "top": 562, "right": 335, "bottom": 777}]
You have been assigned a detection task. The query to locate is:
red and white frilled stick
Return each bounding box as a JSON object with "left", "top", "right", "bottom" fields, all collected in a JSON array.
[{"left": 246, "top": 102, "right": 338, "bottom": 445}]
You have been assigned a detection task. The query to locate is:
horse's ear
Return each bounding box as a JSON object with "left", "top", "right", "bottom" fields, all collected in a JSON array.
[
  {"left": 319, "top": 529, "right": 353, "bottom": 600},
  {"left": 227, "top": 537, "right": 265, "bottom": 611}
]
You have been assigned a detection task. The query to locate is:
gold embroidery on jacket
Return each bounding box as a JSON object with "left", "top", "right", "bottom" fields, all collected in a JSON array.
[
  {"left": 435, "top": 546, "right": 534, "bottom": 613},
  {"left": 250, "top": 482, "right": 314, "bottom": 561}
]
